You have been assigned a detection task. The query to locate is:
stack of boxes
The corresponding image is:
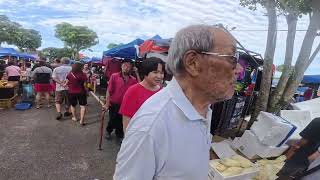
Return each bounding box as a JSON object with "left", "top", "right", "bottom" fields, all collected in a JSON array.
[{"left": 232, "top": 112, "right": 297, "bottom": 159}]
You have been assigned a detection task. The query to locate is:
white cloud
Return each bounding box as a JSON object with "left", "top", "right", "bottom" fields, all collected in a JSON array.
[{"left": 1, "top": 0, "right": 320, "bottom": 74}]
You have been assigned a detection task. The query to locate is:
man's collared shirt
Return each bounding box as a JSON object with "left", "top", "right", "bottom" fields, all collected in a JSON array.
[
  {"left": 114, "top": 78, "right": 212, "bottom": 180},
  {"left": 108, "top": 72, "right": 137, "bottom": 105}
]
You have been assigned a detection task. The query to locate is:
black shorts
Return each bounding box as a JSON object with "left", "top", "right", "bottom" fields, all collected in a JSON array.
[
  {"left": 68, "top": 93, "right": 87, "bottom": 107},
  {"left": 8, "top": 76, "right": 20, "bottom": 81}
]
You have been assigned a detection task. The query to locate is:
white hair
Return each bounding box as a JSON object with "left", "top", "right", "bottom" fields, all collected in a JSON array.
[{"left": 166, "top": 25, "right": 215, "bottom": 75}]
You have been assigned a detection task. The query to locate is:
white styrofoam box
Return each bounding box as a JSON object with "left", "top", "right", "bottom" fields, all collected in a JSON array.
[
  {"left": 235, "top": 130, "right": 289, "bottom": 159},
  {"left": 211, "top": 140, "right": 237, "bottom": 159},
  {"left": 231, "top": 137, "right": 241, "bottom": 149},
  {"left": 280, "top": 110, "right": 312, "bottom": 140},
  {"left": 292, "top": 97, "right": 320, "bottom": 119},
  {"left": 251, "top": 112, "right": 296, "bottom": 147},
  {"left": 209, "top": 160, "right": 259, "bottom": 180}
]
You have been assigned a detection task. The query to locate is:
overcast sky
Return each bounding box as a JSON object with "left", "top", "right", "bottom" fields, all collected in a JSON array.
[{"left": 0, "top": 0, "right": 319, "bottom": 74}]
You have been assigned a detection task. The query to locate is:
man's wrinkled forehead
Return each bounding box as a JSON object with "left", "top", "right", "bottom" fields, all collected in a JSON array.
[{"left": 211, "top": 28, "right": 236, "bottom": 52}]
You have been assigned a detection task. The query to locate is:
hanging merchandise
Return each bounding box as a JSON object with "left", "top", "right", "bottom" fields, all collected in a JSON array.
[{"left": 210, "top": 50, "right": 264, "bottom": 136}]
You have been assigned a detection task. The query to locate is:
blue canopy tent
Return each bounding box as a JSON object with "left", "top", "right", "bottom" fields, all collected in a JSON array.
[
  {"left": 69, "top": 60, "right": 76, "bottom": 64},
  {"left": 150, "top": 35, "right": 172, "bottom": 46},
  {"left": 0, "top": 48, "right": 36, "bottom": 60},
  {"left": 103, "top": 38, "right": 144, "bottom": 60},
  {"left": 302, "top": 75, "right": 320, "bottom": 84},
  {"left": 19, "top": 53, "right": 36, "bottom": 61},
  {"left": 80, "top": 57, "right": 92, "bottom": 63},
  {"left": 81, "top": 56, "right": 102, "bottom": 63},
  {"left": 0, "top": 48, "right": 19, "bottom": 57},
  {"left": 91, "top": 56, "right": 102, "bottom": 63}
]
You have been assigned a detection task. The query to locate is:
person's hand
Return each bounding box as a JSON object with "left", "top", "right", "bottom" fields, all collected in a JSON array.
[
  {"left": 133, "top": 67, "right": 138, "bottom": 73},
  {"left": 102, "top": 103, "right": 110, "bottom": 111}
]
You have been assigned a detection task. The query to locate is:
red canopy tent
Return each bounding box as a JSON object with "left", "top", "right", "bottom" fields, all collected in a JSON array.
[{"left": 138, "top": 35, "right": 171, "bottom": 58}]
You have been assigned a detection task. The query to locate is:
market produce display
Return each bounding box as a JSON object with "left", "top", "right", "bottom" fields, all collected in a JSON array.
[
  {"left": 0, "top": 80, "right": 8, "bottom": 87},
  {"left": 254, "top": 155, "right": 286, "bottom": 180},
  {"left": 209, "top": 155, "right": 255, "bottom": 177}
]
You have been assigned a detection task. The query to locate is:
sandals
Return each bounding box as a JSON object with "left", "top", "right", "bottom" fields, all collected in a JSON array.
[
  {"left": 71, "top": 117, "right": 78, "bottom": 122},
  {"left": 80, "top": 123, "right": 86, "bottom": 126}
]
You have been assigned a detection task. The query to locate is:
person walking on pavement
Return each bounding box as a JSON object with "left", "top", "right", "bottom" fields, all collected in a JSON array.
[
  {"left": 32, "top": 60, "right": 53, "bottom": 109},
  {"left": 103, "top": 60, "right": 138, "bottom": 141},
  {"left": 114, "top": 25, "right": 239, "bottom": 180},
  {"left": 65, "top": 62, "right": 88, "bottom": 126},
  {"left": 52, "top": 57, "right": 72, "bottom": 120}
]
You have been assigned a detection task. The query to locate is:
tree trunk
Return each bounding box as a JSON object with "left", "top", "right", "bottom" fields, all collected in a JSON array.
[
  {"left": 281, "top": 9, "right": 320, "bottom": 104},
  {"left": 247, "top": 0, "right": 278, "bottom": 129},
  {"left": 74, "top": 50, "right": 80, "bottom": 61},
  {"left": 268, "top": 14, "right": 297, "bottom": 113},
  {"left": 307, "top": 42, "right": 320, "bottom": 67}
]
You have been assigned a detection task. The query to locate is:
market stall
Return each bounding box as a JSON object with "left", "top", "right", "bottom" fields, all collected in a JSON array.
[{"left": 0, "top": 80, "right": 18, "bottom": 108}]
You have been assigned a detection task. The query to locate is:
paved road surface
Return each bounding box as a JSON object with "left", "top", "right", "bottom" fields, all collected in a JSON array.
[{"left": 0, "top": 97, "right": 118, "bottom": 180}]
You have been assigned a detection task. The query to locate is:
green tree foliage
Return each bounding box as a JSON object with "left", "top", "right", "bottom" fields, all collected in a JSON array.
[
  {"left": 0, "top": 15, "right": 21, "bottom": 46},
  {"left": 240, "top": 0, "right": 319, "bottom": 128},
  {"left": 107, "top": 43, "right": 124, "bottom": 49},
  {"left": 55, "top": 23, "right": 98, "bottom": 60},
  {"left": 276, "top": 64, "right": 285, "bottom": 72},
  {"left": 40, "top": 47, "right": 73, "bottom": 60},
  {"left": 14, "top": 29, "right": 42, "bottom": 51},
  {"left": 0, "top": 15, "right": 41, "bottom": 51}
]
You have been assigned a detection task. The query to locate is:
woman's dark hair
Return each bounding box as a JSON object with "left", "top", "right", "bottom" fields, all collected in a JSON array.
[
  {"left": 140, "top": 57, "right": 165, "bottom": 77},
  {"left": 54, "top": 58, "right": 61, "bottom": 64},
  {"left": 38, "top": 60, "right": 46, "bottom": 66},
  {"left": 72, "top": 62, "right": 84, "bottom": 73},
  {"left": 8, "top": 61, "right": 15, "bottom": 66},
  {"left": 25, "top": 62, "right": 31, "bottom": 68}
]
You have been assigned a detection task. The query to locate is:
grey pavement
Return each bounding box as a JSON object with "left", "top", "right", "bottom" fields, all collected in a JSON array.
[{"left": 0, "top": 97, "right": 118, "bottom": 180}]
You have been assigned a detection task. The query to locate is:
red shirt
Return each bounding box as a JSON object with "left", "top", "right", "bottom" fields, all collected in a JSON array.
[
  {"left": 103, "top": 57, "right": 121, "bottom": 79},
  {"left": 67, "top": 72, "right": 88, "bottom": 94},
  {"left": 120, "top": 83, "right": 162, "bottom": 118},
  {"left": 108, "top": 72, "right": 137, "bottom": 105}
]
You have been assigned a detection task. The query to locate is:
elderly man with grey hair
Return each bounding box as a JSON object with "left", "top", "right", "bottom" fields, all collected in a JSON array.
[{"left": 114, "top": 25, "right": 239, "bottom": 180}]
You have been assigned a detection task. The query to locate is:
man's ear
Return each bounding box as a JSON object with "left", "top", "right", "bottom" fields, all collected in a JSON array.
[{"left": 182, "top": 50, "right": 201, "bottom": 77}]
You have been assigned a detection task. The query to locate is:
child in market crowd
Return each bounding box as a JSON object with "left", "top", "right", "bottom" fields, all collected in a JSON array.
[
  {"left": 24, "top": 62, "right": 32, "bottom": 82},
  {"left": 119, "top": 57, "right": 164, "bottom": 132}
]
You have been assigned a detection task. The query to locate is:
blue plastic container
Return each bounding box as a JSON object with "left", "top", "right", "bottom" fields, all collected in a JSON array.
[{"left": 15, "top": 102, "right": 32, "bottom": 110}]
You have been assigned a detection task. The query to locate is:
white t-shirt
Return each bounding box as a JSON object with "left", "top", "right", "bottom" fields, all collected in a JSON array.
[{"left": 52, "top": 65, "right": 72, "bottom": 91}]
